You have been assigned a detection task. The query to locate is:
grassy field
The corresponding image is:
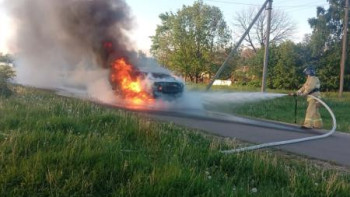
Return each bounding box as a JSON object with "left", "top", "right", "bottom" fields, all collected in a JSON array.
[
  {"left": 187, "top": 83, "right": 350, "bottom": 132},
  {"left": 0, "top": 87, "right": 349, "bottom": 196}
]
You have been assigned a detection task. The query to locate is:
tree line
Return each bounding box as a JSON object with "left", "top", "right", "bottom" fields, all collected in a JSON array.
[{"left": 150, "top": 0, "right": 350, "bottom": 91}]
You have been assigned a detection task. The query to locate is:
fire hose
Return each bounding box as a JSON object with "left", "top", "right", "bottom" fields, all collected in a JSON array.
[{"left": 221, "top": 95, "right": 336, "bottom": 154}]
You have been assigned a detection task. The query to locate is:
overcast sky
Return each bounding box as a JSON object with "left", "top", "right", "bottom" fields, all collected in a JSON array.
[{"left": 0, "top": 0, "right": 329, "bottom": 54}]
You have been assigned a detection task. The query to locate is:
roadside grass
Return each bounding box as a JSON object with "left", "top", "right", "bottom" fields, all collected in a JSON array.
[
  {"left": 187, "top": 83, "right": 350, "bottom": 132},
  {"left": 0, "top": 86, "right": 349, "bottom": 196}
]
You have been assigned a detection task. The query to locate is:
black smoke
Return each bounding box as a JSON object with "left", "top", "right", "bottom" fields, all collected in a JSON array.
[
  {"left": 5, "top": 0, "right": 135, "bottom": 88},
  {"left": 59, "top": 0, "right": 134, "bottom": 68}
]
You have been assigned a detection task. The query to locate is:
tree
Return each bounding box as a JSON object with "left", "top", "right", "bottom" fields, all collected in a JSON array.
[
  {"left": 150, "top": 0, "right": 231, "bottom": 83},
  {"left": 233, "top": 7, "right": 296, "bottom": 52},
  {"left": 232, "top": 39, "right": 313, "bottom": 90},
  {"left": 270, "top": 41, "right": 305, "bottom": 89},
  {"left": 308, "top": 0, "right": 349, "bottom": 54},
  {"left": 307, "top": 0, "right": 350, "bottom": 91}
]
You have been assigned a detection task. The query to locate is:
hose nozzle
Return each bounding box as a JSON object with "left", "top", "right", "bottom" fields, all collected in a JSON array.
[{"left": 288, "top": 92, "right": 296, "bottom": 97}]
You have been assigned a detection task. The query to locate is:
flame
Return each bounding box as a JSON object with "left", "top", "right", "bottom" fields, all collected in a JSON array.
[{"left": 110, "top": 58, "right": 154, "bottom": 105}]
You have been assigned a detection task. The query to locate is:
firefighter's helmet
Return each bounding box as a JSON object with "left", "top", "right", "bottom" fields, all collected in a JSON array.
[{"left": 303, "top": 66, "right": 315, "bottom": 76}]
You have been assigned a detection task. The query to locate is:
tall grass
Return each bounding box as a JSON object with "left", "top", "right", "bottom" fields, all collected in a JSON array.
[{"left": 0, "top": 86, "right": 349, "bottom": 196}]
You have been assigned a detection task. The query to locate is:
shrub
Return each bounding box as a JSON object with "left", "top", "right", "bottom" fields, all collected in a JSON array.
[{"left": 0, "top": 65, "right": 16, "bottom": 97}]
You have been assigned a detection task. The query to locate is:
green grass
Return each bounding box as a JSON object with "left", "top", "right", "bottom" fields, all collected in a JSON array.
[{"left": 0, "top": 86, "right": 349, "bottom": 196}]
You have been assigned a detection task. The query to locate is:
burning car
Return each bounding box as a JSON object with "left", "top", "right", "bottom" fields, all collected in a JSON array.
[
  {"left": 108, "top": 58, "right": 184, "bottom": 103},
  {"left": 142, "top": 71, "right": 184, "bottom": 99}
]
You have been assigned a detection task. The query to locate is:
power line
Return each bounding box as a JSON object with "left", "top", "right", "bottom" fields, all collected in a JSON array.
[
  {"left": 203, "top": 0, "right": 327, "bottom": 9},
  {"left": 274, "top": 0, "right": 328, "bottom": 8},
  {"left": 203, "top": 0, "right": 261, "bottom": 7},
  {"left": 284, "top": 4, "right": 328, "bottom": 12}
]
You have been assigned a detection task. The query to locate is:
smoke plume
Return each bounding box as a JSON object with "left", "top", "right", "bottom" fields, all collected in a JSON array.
[{"left": 6, "top": 0, "right": 136, "bottom": 99}]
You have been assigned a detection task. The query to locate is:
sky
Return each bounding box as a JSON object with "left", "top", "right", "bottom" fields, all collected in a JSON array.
[
  {"left": 0, "top": 0, "right": 329, "bottom": 55},
  {"left": 0, "top": 6, "right": 15, "bottom": 54}
]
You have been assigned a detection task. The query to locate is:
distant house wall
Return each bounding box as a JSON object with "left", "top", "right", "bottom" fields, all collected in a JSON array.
[{"left": 213, "top": 79, "right": 232, "bottom": 86}]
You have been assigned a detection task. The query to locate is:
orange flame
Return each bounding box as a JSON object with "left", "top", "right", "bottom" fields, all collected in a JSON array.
[{"left": 110, "top": 58, "right": 154, "bottom": 105}]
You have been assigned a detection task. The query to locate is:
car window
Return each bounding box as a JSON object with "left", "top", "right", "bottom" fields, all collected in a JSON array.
[{"left": 151, "top": 73, "right": 172, "bottom": 79}]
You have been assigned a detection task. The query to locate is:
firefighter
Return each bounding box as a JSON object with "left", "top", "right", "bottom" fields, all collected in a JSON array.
[{"left": 295, "top": 66, "right": 323, "bottom": 129}]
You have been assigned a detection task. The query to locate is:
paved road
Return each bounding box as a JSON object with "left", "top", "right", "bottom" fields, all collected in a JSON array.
[{"left": 145, "top": 110, "right": 350, "bottom": 167}]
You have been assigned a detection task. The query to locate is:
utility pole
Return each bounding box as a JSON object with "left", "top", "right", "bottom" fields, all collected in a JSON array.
[
  {"left": 261, "top": 0, "right": 273, "bottom": 92},
  {"left": 339, "top": 0, "right": 349, "bottom": 97},
  {"left": 206, "top": 0, "right": 270, "bottom": 90}
]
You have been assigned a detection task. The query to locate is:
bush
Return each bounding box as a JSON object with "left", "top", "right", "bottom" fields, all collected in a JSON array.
[
  {"left": 0, "top": 65, "right": 16, "bottom": 97},
  {"left": 246, "top": 80, "right": 261, "bottom": 88}
]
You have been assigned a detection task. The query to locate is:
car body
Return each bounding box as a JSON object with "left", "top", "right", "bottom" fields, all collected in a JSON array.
[{"left": 143, "top": 72, "right": 184, "bottom": 99}]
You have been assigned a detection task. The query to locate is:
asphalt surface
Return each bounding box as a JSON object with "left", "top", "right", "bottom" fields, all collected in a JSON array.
[{"left": 145, "top": 110, "right": 350, "bottom": 167}]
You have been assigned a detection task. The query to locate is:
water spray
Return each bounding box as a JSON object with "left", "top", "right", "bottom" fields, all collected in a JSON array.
[{"left": 221, "top": 95, "right": 336, "bottom": 154}]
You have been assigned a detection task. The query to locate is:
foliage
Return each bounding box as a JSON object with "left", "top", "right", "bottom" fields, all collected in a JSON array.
[
  {"left": 308, "top": 0, "right": 348, "bottom": 55},
  {"left": 306, "top": 0, "right": 350, "bottom": 91},
  {"left": 151, "top": 0, "right": 231, "bottom": 83},
  {"left": 269, "top": 41, "right": 305, "bottom": 89},
  {"left": 233, "top": 42, "right": 306, "bottom": 89},
  {"left": 243, "top": 47, "right": 265, "bottom": 80},
  {"left": 317, "top": 44, "right": 342, "bottom": 91},
  {"left": 0, "top": 65, "right": 16, "bottom": 97},
  {"left": 1, "top": 87, "right": 350, "bottom": 196}
]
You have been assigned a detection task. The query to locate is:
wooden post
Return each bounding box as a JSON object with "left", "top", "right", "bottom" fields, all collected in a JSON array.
[
  {"left": 339, "top": 0, "right": 349, "bottom": 97},
  {"left": 261, "top": 0, "right": 273, "bottom": 92}
]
